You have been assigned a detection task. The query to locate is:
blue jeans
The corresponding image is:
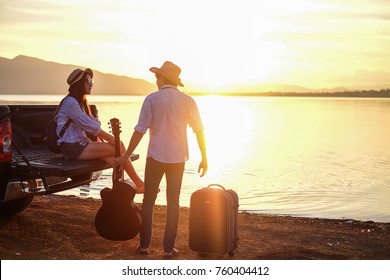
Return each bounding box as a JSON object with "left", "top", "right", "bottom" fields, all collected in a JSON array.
[{"left": 140, "top": 157, "right": 185, "bottom": 252}]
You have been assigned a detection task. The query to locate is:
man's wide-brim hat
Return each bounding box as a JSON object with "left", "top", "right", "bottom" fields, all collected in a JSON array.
[
  {"left": 150, "top": 61, "right": 184, "bottom": 87},
  {"left": 67, "top": 68, "right": 93, "bottom": 86}
]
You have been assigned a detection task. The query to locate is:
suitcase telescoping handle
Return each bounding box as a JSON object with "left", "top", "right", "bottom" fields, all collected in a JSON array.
[{"left": 207, "top": 184, "right": 225, "bottom": 190}]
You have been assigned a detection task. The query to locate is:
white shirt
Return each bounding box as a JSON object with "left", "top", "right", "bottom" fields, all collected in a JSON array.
[{"left": 135, "top": 85, "right": 203, "bottom": 163}]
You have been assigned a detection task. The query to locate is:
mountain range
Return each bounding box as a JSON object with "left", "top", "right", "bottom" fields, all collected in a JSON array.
[
  {"left": 0, "top": 55, "right": 155, "bottom": 95},
  {"left": 1, "top": 55, "right": 389, "bottom": 95}
]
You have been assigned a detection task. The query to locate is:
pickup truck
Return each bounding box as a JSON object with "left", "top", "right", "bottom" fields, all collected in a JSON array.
[{"left": 0, "top": 104, "right": 138, "bottom": 220}]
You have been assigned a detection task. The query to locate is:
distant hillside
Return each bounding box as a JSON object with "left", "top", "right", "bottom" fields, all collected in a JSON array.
[{"left": 0, "top": 55, "right": 156, "bottom": 95}]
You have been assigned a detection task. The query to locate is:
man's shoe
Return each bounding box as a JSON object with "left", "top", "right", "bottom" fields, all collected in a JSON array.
[
  {"left": 136, "top": 246, "right": 149, "bottom": 255},
  {"left": 163, "top": 248, "right": 179, "bottom": 258}
]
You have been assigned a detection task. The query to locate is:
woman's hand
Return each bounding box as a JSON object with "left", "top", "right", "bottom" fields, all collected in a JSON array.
[
  {"left": 98, "top": 130, "right": 115, "bottom": 145},
  {"left": 107, "top": 137, "right": 115, "bottom": 146},
  {"left": 113, "top": 155, "right": 127, "bottom": 167}
]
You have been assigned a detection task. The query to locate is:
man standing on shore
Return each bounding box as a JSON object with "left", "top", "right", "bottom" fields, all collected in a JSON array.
[{"left": 114, "top": 61, "right": 208, "bottom": 258}]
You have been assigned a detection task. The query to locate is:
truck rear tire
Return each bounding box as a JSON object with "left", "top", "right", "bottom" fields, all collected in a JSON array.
[{"left": 0, "top": 196, "right": 34, "bottom": 219}]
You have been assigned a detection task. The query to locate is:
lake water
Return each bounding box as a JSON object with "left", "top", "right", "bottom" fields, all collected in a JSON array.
[{"left": 2, "top": 95, "right": 390, "bottom": 222}]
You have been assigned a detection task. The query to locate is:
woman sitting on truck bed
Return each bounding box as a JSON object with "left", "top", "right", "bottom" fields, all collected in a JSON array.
[{"left": 56, "top": 68, "right": 144, "bottom": 194}]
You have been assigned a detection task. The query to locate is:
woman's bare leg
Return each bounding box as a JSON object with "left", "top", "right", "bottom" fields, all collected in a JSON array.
[
  {"left": 78, "top": 142, "right": 144, "bottom": 190},
  {"left": 78, "top": 142, "right": 115, "bottom": 160},
  {"left": 123, "top": 159, "right": 144, "bottom": 189}
]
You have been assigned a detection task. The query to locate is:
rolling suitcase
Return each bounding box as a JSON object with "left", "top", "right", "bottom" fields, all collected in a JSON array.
[{"left": 189, "top": 184, "right": 239, "bottom": 256}]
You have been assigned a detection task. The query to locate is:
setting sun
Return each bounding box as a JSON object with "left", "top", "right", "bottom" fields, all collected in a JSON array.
[{"left": 192, "top": 96, "right": 256, "bottom": 177}]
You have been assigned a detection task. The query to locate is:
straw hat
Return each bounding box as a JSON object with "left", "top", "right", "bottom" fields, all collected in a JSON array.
[
  {"left": 67, "top": 68, "right": 93, "bottom": 86},
  {"left": 150, "top": 61, "right": 184, "bottom": 87}
]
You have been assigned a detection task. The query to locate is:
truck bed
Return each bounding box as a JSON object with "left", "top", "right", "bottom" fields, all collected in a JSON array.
[
  {"left": 10, "top": 147, "right": 139, "bottom": 194},
  {"left": 7, "top": 104, "right": 138, "bottom": 179},
  {"left": 5, "top": 104, "right": 139, "bottom": 194},
  {"left": 12, "top": 147, "right": 110, "bottom": 178}
]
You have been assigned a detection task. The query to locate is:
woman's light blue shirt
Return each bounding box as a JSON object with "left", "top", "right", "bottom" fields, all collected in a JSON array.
[{"left": 56, "top": 96, "right": 101, "bottom": 144}]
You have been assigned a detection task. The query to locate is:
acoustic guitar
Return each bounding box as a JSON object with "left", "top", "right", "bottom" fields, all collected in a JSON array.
[{"left": 94, "top": 118, "right": 142, "bottom": 241}]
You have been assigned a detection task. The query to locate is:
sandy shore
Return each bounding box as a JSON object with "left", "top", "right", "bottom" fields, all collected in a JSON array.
[{"left": 0, "top": 195, "right": 389, "bottom": 260}]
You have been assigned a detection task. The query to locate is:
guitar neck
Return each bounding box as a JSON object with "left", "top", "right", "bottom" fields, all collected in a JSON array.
[
  {"left": 110, "top": 118, "right": 124, "bottom": 181},
  {"left": 114, "top": 137, "right": 123, "bottom": 180},
  {"left": 114, "top": 135, "right": 121, "bottom": 158}
]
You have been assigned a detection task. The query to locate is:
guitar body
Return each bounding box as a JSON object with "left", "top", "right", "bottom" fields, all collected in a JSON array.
[
  {"left": 94, "top": 118, "right": 142, "bottom": 241},
  {"left": 95, "top": 181, "right": 142, "bottom": 240}
]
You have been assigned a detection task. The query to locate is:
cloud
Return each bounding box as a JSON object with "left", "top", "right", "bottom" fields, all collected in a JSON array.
[
  {"left": 0, "top": 0, "right": 67, "bottom": 24},
  {"left": 1, "top": 0, "right": 390, "bottom": 90}
]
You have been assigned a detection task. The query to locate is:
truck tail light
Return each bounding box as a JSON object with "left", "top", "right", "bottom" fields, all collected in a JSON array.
[{"left": 0, "top": 112, "right": 12, "bottom": 162}]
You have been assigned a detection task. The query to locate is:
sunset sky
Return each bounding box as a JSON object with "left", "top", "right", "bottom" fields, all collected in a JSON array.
[{"left": 1, "top": 0, "right": 390, "bottom": 92}]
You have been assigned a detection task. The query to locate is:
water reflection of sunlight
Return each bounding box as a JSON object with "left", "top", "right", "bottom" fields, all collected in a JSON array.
[{"left": 194, "top": 96, "right": 256, "bottom": 178}]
